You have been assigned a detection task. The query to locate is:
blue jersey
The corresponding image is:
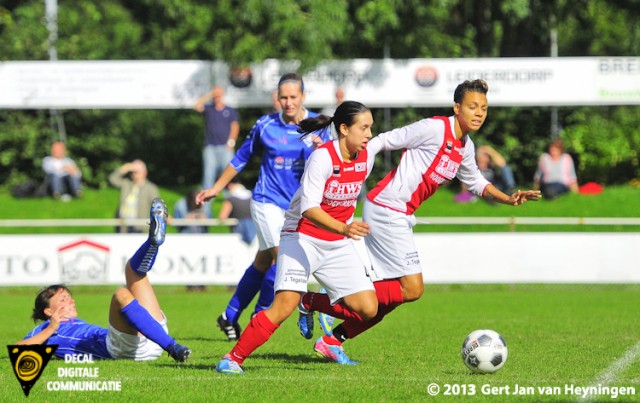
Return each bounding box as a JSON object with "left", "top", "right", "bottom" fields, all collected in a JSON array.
[
  {"left": 230, "top": 110, "right": 331, "bottom": 209},
  {"left": 24, "top": 319, "right": 112, "bottom": 360}
]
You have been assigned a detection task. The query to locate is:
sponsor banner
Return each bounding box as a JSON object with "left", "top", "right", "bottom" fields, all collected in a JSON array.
[
  {"left": 1, "top": 233, "right": 639, "bottom": 285},
  {"left": 0, "top": 57, "right": 638, "bottom": 109},
  {"left": 0, "top": 234, "right": 257, "bottom": 286}
]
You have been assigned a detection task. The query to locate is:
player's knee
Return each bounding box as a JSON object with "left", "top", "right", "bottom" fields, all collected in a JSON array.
[
  {"left": 358, "top": 301, "right": 379, "bottom": 321},
  {"left": 402, "top": 282, "right": 424, "bottom": 302},
  {"left": 112, "top": 288, "right": 134, "bottom": 306}
]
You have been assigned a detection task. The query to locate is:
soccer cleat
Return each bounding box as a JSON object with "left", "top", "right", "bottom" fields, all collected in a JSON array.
[
  {"left": 216, "top": 354, "right": 244, "bottom": 375},
  {"left": 167, "top": 342, "right": 191, "bottom": 362},
  {"left": 217, "top": 314, "right": 242, "bottom": 341},
  {"left": 317, "top": 288, "right": 334, "bottom": 336},
  {"left": 297, "top": 296, "right": 314, "bottom": 339},
  {"left": 149, "top": 198, "right": 168, "bottom": 246},
  {"left": 314, "top": 337, "right": 358, "bottom": 365}
]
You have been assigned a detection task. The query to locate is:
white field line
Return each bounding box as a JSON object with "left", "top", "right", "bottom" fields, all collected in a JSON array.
[{"left": 580, "top": 341, "right": 640, "bottom": 402}]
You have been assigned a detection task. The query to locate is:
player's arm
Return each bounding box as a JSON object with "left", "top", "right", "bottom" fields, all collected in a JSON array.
[
  {"left": 302, "top": 207, "right": 370, "bottom": 240},
  {"left": 483, "top": 184, "right": 542, "bottom": 206},
  {"left": 196, "top": 165, "right": 239, "bottom": 206},
  {"left": 16, "top": 328, "right": 54, "bottom": 345},
  {"left": 299, "top": 148, "right": 370, "bottom": 240},
  {"left": 15, "top": 306, "right": 65, "bottom": 345}
]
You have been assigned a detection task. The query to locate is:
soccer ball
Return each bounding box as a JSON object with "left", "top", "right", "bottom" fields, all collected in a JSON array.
[{"left": 461, "top": 329, "right": 508, "bottom": 374}]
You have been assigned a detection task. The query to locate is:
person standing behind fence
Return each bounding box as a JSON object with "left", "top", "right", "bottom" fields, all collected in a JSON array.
[
  {"left": 109, "top": 160, "right": 160, "bottom": 233},
  {"left": 196, "top": 73, "right": 332, "bottom": 342},
  {"left": 194, "top": 86, "right": 240, "bottom": 192},
  {"left": 42, "top": 141, "right": 83, "bottom": 200}
]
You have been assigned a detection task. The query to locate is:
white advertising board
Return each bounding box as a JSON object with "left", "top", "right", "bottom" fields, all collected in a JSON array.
[
  {"left": 0, "top": 57, "right": 638, "bottom": 109},
  {"left": 1, "top": 233, "right": 638, "bottom": 286}
]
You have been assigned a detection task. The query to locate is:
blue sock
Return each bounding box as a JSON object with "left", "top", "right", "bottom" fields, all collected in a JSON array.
[
  {"left": 224, "top": 264, "right": 265, "bottom": 323},
  {"left": 129, "top": 240, "right": 158, "bottom": 275},
  {"left": 120, "top": 299, "right": 174, "bottom": 350},
  {"left": 254, "top": 263, "right": 277, "bottom": 314}
]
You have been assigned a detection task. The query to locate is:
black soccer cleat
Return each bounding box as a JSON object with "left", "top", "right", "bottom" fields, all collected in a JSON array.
[
  {"left": 217, "top": 314, "right": 242, "bottom": 341},
  {"left": 167, "top": 342, "right": 191, "bottom": 363}
]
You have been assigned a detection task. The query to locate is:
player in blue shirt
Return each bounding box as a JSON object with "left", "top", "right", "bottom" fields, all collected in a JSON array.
[
  {"left": 196, "top": 73, "right": 331, "bottom": 341},
  {"left": 17, "top": 199, "right": 191, "bottom": 362}
]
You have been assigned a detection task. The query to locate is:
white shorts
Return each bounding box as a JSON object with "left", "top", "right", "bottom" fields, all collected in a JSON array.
[
  {"left": 275, "top": 232, "right": 374, "bottom": 304},
  {"left": 251, "top": 200, "right": 286, "bottom": 251},
  {"left": 106, "top": 313, "right": 168, "bottom": 361},
  {"left": 362, "top": 199, "right": 422, "bottom": 281}
]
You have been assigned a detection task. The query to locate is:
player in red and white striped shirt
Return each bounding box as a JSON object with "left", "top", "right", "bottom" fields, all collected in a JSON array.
[
  {"left": 321, "top": 79, "right": 541, "bottom": 355},
  {"left": 215, "top": 101, "right": 383, "bottom": 374}
]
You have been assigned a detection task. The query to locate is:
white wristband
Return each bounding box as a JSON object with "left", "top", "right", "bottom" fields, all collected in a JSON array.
[{"left": 226, "top": 139, "right": 236, "bottom": 147}]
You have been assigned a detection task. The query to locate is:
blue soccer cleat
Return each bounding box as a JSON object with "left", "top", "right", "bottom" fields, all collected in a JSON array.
[
  {"left": 314, "top": 337, "right": 358, "bottom": 365},
  {"left": 317, "top": 288, "right": 335, "bottom": 336},
  {"left": 216, "top": 354, "right": 244, "bottom": 375},
  {"left": 149, "top": 198, "right": 168, "bottom": 246},
  {"left": 298, "top": 295, "right": 314, "bottom": 339}
]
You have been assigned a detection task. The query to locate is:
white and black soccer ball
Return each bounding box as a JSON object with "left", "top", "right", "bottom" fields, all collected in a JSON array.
[{"left": 461, "top": 329, "right": 508, "bottom": 374}]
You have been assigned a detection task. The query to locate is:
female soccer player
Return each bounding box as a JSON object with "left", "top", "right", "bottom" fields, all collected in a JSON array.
[
  {"left": 17, "top": 199, "right": 191, "bottom": 362},
  {"left": 215, "top": 101, "right": 388, "bottom": 374},
  {"left": 315, "top": 79, "right": 541, "bottom": 358},
  {"left": 196, "top": 73, "right": 332, "bottom": 341}
]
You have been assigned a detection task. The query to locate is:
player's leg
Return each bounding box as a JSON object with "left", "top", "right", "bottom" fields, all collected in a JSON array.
[
  {"left": 327, "top": 200, "right": 416, "bottom": 347},
  {"left": 218, "top": 249, "right": 273, "bottom": 340},
  {"left": 252, "top": 262, "right": 277, "bottom": 315},
  {"left": 304, "top": 240, "right": 377, "bottom": 365},
  {"left": 218, "top": 201, "right": 284, "bottom": 339},
  {"left": 216, "top": 234, "right": 312, "bottom": 374},
  {"left": 202, "top": 145, "right": 215, "bottom": 190},
  {"left": 216, "top": 289, "right": 301, "bottom": 375},
  {"left": 125, "top": 198, "right": 167, "bottom": 320},
  {"left": 108, "top": 198, "right": 190, "bottom": 362}
]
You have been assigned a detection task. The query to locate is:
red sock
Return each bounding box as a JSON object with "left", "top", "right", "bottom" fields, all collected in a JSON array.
[
  {"left": 374, "top": 279, "right": 404, "bottom": 305},
  {"left": 229, "top": 311, "right": 279, "bottom": 365},
  {"left": 322, "top": 334, "right": 342, "bottom": 346},
  {"left": 303, "top": 292, "right": 363, "bottom": 321},
  {"left": 340, "top": 303, "right": 397, "bottom": 339},
  {"left": 338, "top": 280, "right": 405, "bottom": 339}
]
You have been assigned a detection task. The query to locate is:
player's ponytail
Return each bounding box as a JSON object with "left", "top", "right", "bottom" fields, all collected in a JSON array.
[{"left": 297, "top": 115, "right": 333, "bottom": 139}]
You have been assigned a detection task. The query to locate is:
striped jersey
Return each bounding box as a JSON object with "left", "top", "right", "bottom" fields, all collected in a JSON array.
[
  {"left": 283, "top": 140, "right": 375, "bottom": 241},
  {"left": 367, "top": 116, "right": 490, "bottom": 214},
  {"left": 229, "top": 110, "right": 332, "bottom": 210}
]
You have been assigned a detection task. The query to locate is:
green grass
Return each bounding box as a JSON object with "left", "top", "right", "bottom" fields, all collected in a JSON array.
[
  {"left": 1, "top": 285, "right": 638, "bottom": 402},
  {"left": 1, "top": 185, "right": 639, "bottom": 233}
]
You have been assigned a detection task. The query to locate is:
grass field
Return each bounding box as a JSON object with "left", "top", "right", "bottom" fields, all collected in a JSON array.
[
  {"left": 1, "top": 185, "right": 638, "bottom": 401},
  {"left": 1, "top": 285, "right": 639, "bottom": 402}
]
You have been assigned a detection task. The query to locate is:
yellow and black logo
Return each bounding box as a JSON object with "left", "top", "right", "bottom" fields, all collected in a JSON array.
[{"left": 7, "top": 344, "right": 58, "bottom": 397}]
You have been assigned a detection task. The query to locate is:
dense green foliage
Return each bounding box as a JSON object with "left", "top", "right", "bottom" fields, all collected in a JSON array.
[
  {"left": 1, "top": 284, "right": 639, "bottom": 401},
  {"left": 0, "top": 0, "right": 639, "bottom": 190}
]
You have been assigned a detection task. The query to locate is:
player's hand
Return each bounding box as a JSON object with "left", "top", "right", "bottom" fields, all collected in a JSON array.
[
  {"left": 311, "top": 135, "right": 323, "bottom": 150},
  {"left": 49, "top": 306, "right": 72, "bottom": 332},
  {"left": 510, "top": 189, "right": 542, "bottom": 205},
  {"left": 195, "top": 189, "right": 217, "bottom": 206},
  {"left": 343, "top": 221, "right": 370, "bottom": 240}
]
